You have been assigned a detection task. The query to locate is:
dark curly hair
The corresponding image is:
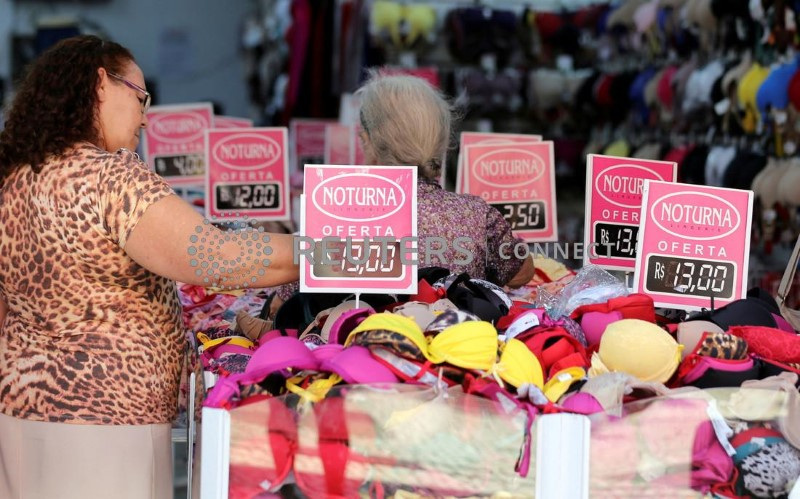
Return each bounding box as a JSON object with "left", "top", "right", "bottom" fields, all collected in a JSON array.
[{"left": 0, "top": 35, "right": 134, "bottom": 181}]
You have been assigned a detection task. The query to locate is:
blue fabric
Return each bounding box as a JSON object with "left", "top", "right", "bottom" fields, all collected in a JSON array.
[
  {"left": 596, "top": 7, "right": 612, "bottom": 35},
  {"left": 657, "top": 6, "right": 672, "bottom": 34},
  {"left": 733, "top": 436, "right": 785, "bottom": 464},
  {"left": 629, "top": 67, "right": 657, "bottom": 124},
  {"left": 756, "top": 57, "right": 800, "bottom": 115}
]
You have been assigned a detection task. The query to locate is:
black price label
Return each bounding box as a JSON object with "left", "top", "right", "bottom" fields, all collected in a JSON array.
[
  {"left": 492, "top": 201, "right": 546, "bottom": 231},
  {"left": 311, "top": 241, "right": 403, "bottom": 278},
  {"left": 215, "top": 183, "right": 281, "bottom": 211},
  {"left": 594, "top": 222, "right": 639, "bottom": 258},
  {"left": 154, "top": 154, "right": 205, "bottom": 177},
  {"left": 645, "top": 255, "right": 735, "bottom": 299}
]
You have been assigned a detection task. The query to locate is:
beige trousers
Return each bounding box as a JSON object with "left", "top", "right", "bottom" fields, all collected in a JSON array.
[{"left": 0, "top": 413, "right": 172, "bottom": 499}]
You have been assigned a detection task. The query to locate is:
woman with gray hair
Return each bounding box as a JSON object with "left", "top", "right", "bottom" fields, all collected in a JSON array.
[
  {"left": 357, "top": 71, "right": 452, "bottom": 182},
  {"left": 271, "top": 71, "right": 533, "bottom": 315},
  {"left": 358, "top": 71, "right": 533, "bottom": 284}
]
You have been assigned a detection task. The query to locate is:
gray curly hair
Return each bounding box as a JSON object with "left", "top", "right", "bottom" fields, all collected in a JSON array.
[{"left": 356, "top": 69, "right": 454, "bottom": 181}]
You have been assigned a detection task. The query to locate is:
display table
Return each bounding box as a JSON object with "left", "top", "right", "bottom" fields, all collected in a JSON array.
[{"left": 195, "top": 383, "right": 800, "bottom": 499}]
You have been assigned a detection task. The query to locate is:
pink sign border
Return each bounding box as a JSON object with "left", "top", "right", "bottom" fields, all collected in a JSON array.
[
  {"left": 456, "top": 132, "right": 542, "bottom": 193},
  {"left": 299, "top": 164, "right": 418, "bottom": 294},
  {"left": 141, "top": 102, "right": 214, "bottom": 186},
  {"left": 583, "top": 154, "right": 677, "bottom": 271},
  {"left": 464, "top": 140, "right": 557, "bottom": 242},
  {"left": 633, "top": 180, "right": 753, "bottom": 311},
  {"left": 204, "top": 127, "right": 290, "bottom": 221}
]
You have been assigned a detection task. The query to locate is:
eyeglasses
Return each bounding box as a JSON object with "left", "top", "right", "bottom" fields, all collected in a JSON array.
[{"left": 107, "top": 71, "right": 151, "bottom": 113}]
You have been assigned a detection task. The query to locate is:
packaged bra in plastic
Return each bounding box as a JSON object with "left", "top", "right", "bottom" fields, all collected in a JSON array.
[
  {"left": 216, "top": 381, "right": 800, "bottom": 498},
  {"left": 222, "top": 384, "right": 535, "bottom": 498},
  {"left": 589, "top": 381, "right": 800, "bottom": 499},
  {"left": 537, "top": 264, "right": 629, "bottom": 319}
]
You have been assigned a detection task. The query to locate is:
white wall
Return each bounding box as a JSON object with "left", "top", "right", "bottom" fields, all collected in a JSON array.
[
  {"left": 0, "top": 0, "right": 253, "bottom": 118},
  {"left": 0, "top": 0, "right": 13, "bottom": 87}
]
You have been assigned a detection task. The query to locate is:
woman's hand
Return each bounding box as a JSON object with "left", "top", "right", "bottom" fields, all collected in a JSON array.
[
  {"left": 125, "top": 195, "right": 299, "bottom": 289},
  {"left": 505, "top": 254, "right": 535, "bottom": 289}
]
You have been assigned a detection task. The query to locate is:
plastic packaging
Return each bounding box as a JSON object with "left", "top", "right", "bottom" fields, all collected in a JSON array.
[{"left": 543, "top": 265, "right": 628, "bottom": 318}]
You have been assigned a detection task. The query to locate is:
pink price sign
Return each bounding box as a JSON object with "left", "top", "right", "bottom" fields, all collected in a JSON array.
[
  {"left": 464, "top": 141, "right": 557, "bottom": 242},
  {"left": 634, "top": 181, "right": 753, "bottom": 311},
  {"left": 584, "top": 155, "right": 677, "bottom": 271},
  {"left": 456, "top": 132, "right": 541, "bottom": 192},
  {"left": 205, "top": 128, "right": 289, "bottom": 221},
  {"left": 214, "top": 116, "right": 254, "bottom": 128},
  {"left": 300, "top": 165, "right": 418, "bottom": 294},
  {"left": 142, "top": 103, "right": 214, "bottom": 186},
  {"left": 290, "top": 119, "right": 332, "bottom": 172},
  {"left": 324, "top": 124, "right": 353, "bottom": 165}
]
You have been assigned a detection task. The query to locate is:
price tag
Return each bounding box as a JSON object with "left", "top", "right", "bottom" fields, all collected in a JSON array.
[
  {"left": 634, "top": 181, "right": 753, "bottom": 310},
  {"left": 153, "top": 154, "right": 205, "bottom": 179},
  {"left": 142, "top": 103, "right": 214, "bottom": 186},
  {"left": 309, "top": 240, "right": 404, "bottom": 278},
  {"left": 584, "top": 155, "right": 677, "bottom": 271},
  {"left": 300, "top": 165, "right": 418, "bottom": 294},
  {"left": 456, "top": 132, "right": 542, "bottom": 193},
  {"left": 491, "top": 201, "right": 547, "bottom": 231},
  {"left": 205, "top": 128, "right": 290, "bottom": 221},
  {"left": 592, "top": 222, "right": 639, "bottom": 258},
  {"left": 464, "top": 141, "right": 557, "bottom": 242},
  {"left": 643, "top": 255, "right": 736, "bottom": 298}
]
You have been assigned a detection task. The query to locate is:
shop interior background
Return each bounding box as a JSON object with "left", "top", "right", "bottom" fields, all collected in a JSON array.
[
  {"left": 3, "top": 0, "right": 800, "bottom": 497},
  {"left": 1, "top": 0, "right": 798, "bottom": 298}
]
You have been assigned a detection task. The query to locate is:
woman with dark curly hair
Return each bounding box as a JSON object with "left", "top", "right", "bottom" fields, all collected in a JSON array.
[{"left": 0, "top": 35, "right": 298, "bottom": 497}]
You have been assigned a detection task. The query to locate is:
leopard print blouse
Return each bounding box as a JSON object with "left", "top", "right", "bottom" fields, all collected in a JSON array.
[{"left": 0, "top": 144, "right": 183, "bottom": 425}]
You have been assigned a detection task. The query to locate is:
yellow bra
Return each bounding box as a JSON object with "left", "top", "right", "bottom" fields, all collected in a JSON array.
[
  {"left": 346, "top": 312, "right": 498, "bottom": 371},
  {"left": 737, "top": 63, "right": 770, "bottom": 133},
  {"left": 542, "top": 366, "right": 586, "bottom": 402},
  {"left": 370, "top": 0, "right": 437, "bottom": 49},
  {"left": 496, "top": 338, "right": 544, "bottom": 389},
  {"left": 196, "top": 333, "right": 254, "bottom": 352},
  {"left": 427, "top": 321, "right": 498, "bottom": 370}
]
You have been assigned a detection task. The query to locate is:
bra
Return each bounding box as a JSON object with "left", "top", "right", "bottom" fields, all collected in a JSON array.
[{"left": 370, "top": 0, "right": 437, "bottom": 49}]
